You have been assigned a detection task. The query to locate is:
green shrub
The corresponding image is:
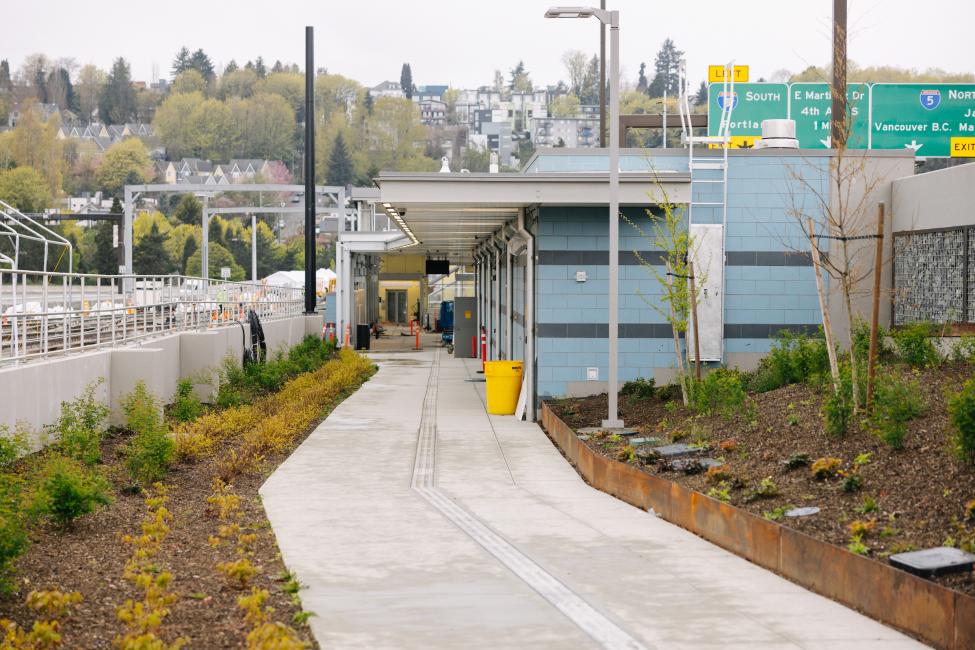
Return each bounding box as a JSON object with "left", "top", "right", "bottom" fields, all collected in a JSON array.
[
  {"left": 0, "top": 425, "right": 29, "bottom": 468},
  {"left": 171, "top": 379, "right": 203, "bottom": 423},
  {"left": 892, "top": 322, "right": 940, "bottom": 367},
  {"left": 0, "top": 473, "right": 28, "bottom": 593},
  {"left": 822, "top": 364, "right": 854, "bottom": 436},
  {"left": 216, "top": 336, "right": 333, "bottom": 407},
  {"left": 29, "top": 454, "right": 111, "bottom": 529},
  {"left": 122, "top": 382, "right": 174, "bottom": 487},
  {"left": 750, "top": 330, "right": 830, "bottom": 392},
  {"left": 868, "top": 373, "right": 925, "bottom": 449},
  {"left": 948, "top": 379, "right": 975, "bottom": 464},
  {"left": 693, "top": 368, "right": 747, "bottom": 418},
  {"left": 49, "top": 380, "right": 109, "bottom": 465},
  {"left": 951, "top": 335, "right": 975, "bottom": 363},
  {"left": 851, "top": 318, "right": 891, "bottom": 368},
  {"left": 620, "top": 377, "right": 655, "bottom": 400}
]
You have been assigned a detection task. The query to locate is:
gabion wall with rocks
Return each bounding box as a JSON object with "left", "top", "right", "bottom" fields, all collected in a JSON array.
[{"left": 894, "top": 227, "right": 973, "bottom": 325}]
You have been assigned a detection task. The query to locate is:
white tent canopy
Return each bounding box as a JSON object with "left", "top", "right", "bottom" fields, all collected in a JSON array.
[{"left": 263, "top": 268, "right": 336, "bottom": 293}]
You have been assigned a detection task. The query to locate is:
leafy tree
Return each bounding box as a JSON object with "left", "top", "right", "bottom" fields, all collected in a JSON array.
[
  {"left": 76, "top": 64, "right": 104, "bottom": 124},
  {"left": 579, "top": 55, "right": 600, "bottom": 104},
  {"left": 172, "top": 46, "right": 191, "bottom": 78},
  {"left": 0, "top": 166, "right": 51, "bottom": 212},
  {"left": 326, "top": 133, "right": 354, "bottom": 186},
  {"left": 694, "top": 81, "right": 708, "bottom": 106},
  {"left": 647, "top": 39, "right": 684, "bottom": 97},
  {"left": 188, "top": 98, "right": 233, "bottom": 160},
  {"left": 172, "top": 69, "right": 207, "bottom": 95},
  {"left": 400, "top": 63, "right": 414, "bottom": 99},
  {"left": 227, "top": 93, "right": 295, "bottom": 160},
  {"left": 9, "top": 100, "right": 64, "bottom": 194},
  {"left": 95, "top": 138, "right": 150, "bottom": 197},
  {"left": 549, "top": 94, "right": 580, "bottom": 117},
  {"left": 220, "top": 68, "right": 258, "bottom": 99},
  {"left": 636, "top": 62, "right": 648, "bottom": 94},
  {"left": 509, "top": 61, "right": 532, "bottom": 93},
  {"left": 462, "top": 145, "right": 490, "bottom": 172},
  {"left": 133, "top": 222, "right": 174, "bottom": 275},
  {"left": 0, "top": 60, "right": 11, "bottom": 92},
  {"left": 98, "top": 58, "right": 137, "bottom": 124},
  {"left": 561, "top": 50, "right": 588, "bottom": 97},
  {"left": 152, "top": 91, "right": 205, "bottom": 158},
  {"left": 173, "top": 194, "right": 201, "bottom": 225},
  {"left": 259, "top": 72, "right": 303, "bottom": 117},
  {"left": 185, "top": 241, "right": 244, "bottom": 280}
]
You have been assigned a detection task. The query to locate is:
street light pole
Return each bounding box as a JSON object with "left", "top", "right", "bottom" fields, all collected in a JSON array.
[{"left": 545, "top": 5, "right": 623, "bottom": 428}]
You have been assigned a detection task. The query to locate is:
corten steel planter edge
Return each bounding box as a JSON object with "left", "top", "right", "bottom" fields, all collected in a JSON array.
[{"left": 539, "top": 402, "right": 975, "bottom": 650}]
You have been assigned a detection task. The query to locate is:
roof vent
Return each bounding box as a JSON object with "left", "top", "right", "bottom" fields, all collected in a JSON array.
[
  {"left": 755, "top": 119, "right": 799, "bottom": 149},
  {"left": 439, "top": 156, "right": 450, "bottom": 173}
]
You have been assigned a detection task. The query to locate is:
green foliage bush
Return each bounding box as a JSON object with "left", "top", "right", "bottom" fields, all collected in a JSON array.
[
  {"left": 49, "top": 380, "right": 109, "bottom": 465},
  {"left": 851, "top": 318, "right": 891, "bottom": 368},
  {"left": 620, "top": 377, "right": 655, "bottom": 400},
  {"left": 749, "top": 330, "right": 830, "bottom": 392},
  {"left": 0, "top": 425, "right": 29, "bottom": 469},
  {"left": 948, "top": 379, "right": 975, "bottom": 464},
  {"left": 693, "top": 368, "right": 747, "bottom": 418},
  {"left": 868, "top": 373, "right": 925, "bottom": 449},
  {"left": 29, "top": 454, "right": 111, "bottom": 529},
  {"left": 951, "top": 335, "right": 975, "bottom": 363},
  {"left": 216, "top": 336, "right": 334, "bottom": 407},
  {"left": 891, "top": 322, "right": 940, "bottom": 367},
  {"left": 822, "top": 365, "right": 854, "bottom": 436},
  {"left": 122, "top": 382, "right": 174, "bottom": 487},
  {"left": 171, "top": 379, "right": 203, "bottom": 423},
  {"left": 0, "top": 474, "right": 28, "bottom": 593}
]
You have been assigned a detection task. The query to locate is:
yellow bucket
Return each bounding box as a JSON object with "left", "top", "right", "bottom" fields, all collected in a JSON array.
[{"left": 484, "top": 361, "right": 524, "bottom": 415}]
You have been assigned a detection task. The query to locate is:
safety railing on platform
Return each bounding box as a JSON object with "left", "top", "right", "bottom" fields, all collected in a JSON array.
[{"left": 0, "top": 271, "right": 304, "bottom": 366}]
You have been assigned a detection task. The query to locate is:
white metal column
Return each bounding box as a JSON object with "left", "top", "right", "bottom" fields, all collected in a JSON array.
[
  {"left": 493, "top": 240, "right": 501, "bottom": 360},
  {"left": 505, "top": 229, "right": 513, "bottom": 360}
]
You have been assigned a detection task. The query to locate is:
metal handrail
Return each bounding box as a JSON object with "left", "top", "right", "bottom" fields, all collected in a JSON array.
[{"left": 0, "top": 271, "right": 305, "bottom": 366}]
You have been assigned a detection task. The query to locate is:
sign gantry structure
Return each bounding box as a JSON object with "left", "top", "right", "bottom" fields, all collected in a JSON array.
[{"left": 707, "top": 82, "right": 975, "bottom": 156}]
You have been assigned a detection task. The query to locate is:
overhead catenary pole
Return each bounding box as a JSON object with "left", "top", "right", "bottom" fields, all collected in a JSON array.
[
  {"left": 251, "top": 213, "right": 258, "bottom": 283},
  {"left": 303, "top": 25, "right": 316, "bottom": 314},
  {"left": 832, "top": 0, "right": 847, "bottom": 148},
  {"left": 604, "top": 8, "right": 622, "bottom": 428}
]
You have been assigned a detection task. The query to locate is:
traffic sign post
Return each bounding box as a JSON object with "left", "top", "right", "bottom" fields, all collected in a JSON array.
[
  {"left": 870, "top": 84, "right": 975, "bottom": 156},
  {"left": 790, "top": 83, "right": 869, "bottom": 149}
]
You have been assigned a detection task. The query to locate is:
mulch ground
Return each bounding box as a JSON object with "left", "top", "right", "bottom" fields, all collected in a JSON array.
[
  {"left": 0, "top": 379, "right": 372, "bottom": 648},
  {"left": 548, "top": 361, "right": 975, "bottom": 597}
]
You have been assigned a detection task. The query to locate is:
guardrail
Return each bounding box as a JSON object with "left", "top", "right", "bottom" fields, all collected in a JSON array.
[{"left": 0, "top": 270, "right": 305, "bottom": 366}]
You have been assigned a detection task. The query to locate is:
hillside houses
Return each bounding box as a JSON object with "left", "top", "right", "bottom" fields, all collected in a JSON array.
[
  {"left": 56, "top": 122, "right": 156, "bottom": 152},
  {"left": 152, "top": 158, "right": 284, "bottom": 185}
]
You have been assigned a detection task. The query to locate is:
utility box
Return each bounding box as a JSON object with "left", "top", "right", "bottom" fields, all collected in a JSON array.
[{"left": 452, "top": 297, "right": 477, "bottom": 358}]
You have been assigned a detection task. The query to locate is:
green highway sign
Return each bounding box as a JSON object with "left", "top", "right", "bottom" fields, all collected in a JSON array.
[
  {"left": 789, "top": 83, "right": 869, "bottom": 149},
  {"left": 707, "top": 83, "right": 788, "bottom": 138},
  {"left": 870, "top": 84, "right": 975, "bottom": 156},
  {"left": 707, "top": 82, "right": 975, "bottom": 156}
]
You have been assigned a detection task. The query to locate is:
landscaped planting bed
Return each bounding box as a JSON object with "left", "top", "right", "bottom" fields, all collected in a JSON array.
[
  {"left": 0, "top": 339, "right": 375, "bottom": 649},
  {"left": 548, "top": 329, "right": 975, "bottom": 598}
]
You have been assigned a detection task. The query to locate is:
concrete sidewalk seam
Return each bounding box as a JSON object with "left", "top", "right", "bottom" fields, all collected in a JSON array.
[{"left": 410, "top": 350, "right": 650, "bottom": 650}]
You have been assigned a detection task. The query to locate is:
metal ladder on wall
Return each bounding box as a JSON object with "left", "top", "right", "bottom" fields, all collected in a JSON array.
[{"left": 678, "top": 63, "right": 733, "bottom": 227}]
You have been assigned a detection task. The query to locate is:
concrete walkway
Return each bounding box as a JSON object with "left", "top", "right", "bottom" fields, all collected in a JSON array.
[{"left": 261, "top": 349, "right": 926, "bottom": 650}]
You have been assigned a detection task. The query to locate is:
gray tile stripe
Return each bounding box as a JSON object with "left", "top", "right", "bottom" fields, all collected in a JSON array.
[
  {"left": 410, "top": 351, "right": 649, "bottom": 650},
  {"left": 537, "top": 250, "right": 812, "bottom": 267},
  {"left": 537, "top": 323, "right": 821, "bottom": 339}
]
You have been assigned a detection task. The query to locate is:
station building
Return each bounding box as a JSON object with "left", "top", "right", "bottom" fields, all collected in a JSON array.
[{"left": 338, "top": 147, "right": 914, "bottom": 419}]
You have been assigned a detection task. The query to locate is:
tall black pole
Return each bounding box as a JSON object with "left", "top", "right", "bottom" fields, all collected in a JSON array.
[
  {"left": 304, "top": 26, "right": 316, "bottom": 313},
  {"left": 599, "top": 0, "right": 606, "bottom": 147},
  {"left": 831, "top": 0, "right": 847, "bottom": 148}
]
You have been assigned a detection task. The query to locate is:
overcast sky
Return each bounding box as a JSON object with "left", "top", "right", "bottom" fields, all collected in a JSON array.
[{"left": 4, "top": 0, "right": 973, "bottom": 89}]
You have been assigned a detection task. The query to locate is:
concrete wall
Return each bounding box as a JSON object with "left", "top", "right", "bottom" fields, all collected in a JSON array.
[
  {"left": 0, "top": 314, "right": 322, "bottom": 447},
  {"left": 891, "top": 163, "right": 975, "bottom": 232}
]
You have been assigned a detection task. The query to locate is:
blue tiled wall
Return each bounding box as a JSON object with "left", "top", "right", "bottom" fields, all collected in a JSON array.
[{"left": 535, "top": 153, "right": 829, "bottom": 398}]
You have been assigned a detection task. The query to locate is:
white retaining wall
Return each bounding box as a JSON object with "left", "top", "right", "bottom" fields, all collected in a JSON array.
[{"left": 0, "top": 314, "right": 322, "bottom": 446}]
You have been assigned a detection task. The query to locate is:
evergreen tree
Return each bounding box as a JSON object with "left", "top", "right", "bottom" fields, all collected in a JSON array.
[
  {"left": 189, "top": 49, "right": 215, "bottom": 82},
  {"left": 47, "top": 68, "right": 77, "bottom": 112},
  {"left": 253, "top": 56, "right": 266, "bottom": 78},
  {"left": 173, "top": 194, "right": 201, "bottom": 225},
  {"left": 647, "top": 38, "right": 684, "bottom": 97},
  {"left": 579, "top": 55, "right": 600, "bottom": 104},
  {"left": 0, "top": 60, "right": 11, "bottom": 92},
  {"left": 133, "top": 222, "right": 174, "bottom": 275},
  {"left": 172, "top": 47, "right": 191, "bottom": 78},
  {"left": 636, "top": 62, "right": 648, "bottom": 94},
  {"left": 93, "top": 222, "right": 118, "bottom": 274},
  {"left": 224, "top": 59, "right": 239, "bottom": 75},
  {"left": 208, "top": 217, "right": 224, "bottom": 246},
  {"left": 363, "top": 92, "right": 374, "bottom": 115},
  {"left": 326, "top": 133, "right": 354, "bottom": 187},
  {"left": 509, "top": 60, "right": 532, "bottom": 93},
  {"left": 694, "top": 80, "right": 708, "bottom": 106},
  {"left": 98, "top": 58, "right": 137, "bottom": 124},
  {"left": 271, "top": 60, "right": 284, "bottom": 74},
  {"left": 34, "top": 68, "right": 48, "bottom": 103},
  {"left": 400, "top": 63, "right": 414, "bottom": 99},
  {"left": 180, "top": 237, "right": 197, "bottom": 274}
]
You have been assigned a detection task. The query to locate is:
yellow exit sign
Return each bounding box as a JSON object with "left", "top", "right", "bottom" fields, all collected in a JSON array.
[
  {"left": 708, "top": 65, "right": 749, "bottom": 83},
  {"left": 950, "top": 137, "right": 975, "bottom": 157},
  {"left": 709, "top": 135, "right": 761, "bottom": 150}
]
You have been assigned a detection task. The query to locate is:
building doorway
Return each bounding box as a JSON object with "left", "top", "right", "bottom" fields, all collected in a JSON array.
[{"left": 386, "top": 289, "right": 409, "bottom": 324}]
